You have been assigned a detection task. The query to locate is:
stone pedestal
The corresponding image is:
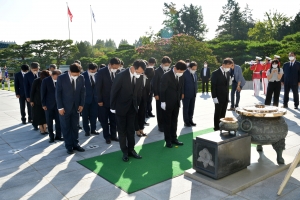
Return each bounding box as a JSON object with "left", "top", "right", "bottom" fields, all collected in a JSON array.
[{"left": 193, "top": 131, "right": 251, "bottom": 179}]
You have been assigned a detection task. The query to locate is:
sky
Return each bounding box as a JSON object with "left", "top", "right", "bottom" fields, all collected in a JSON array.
[{"left": 0, "top": 0, "right": 299, "bottom": 46}]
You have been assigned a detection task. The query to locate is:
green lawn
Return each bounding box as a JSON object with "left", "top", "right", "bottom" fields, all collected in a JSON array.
[{"left": 1, "top": 81, "right": 15, "bottom": 92}]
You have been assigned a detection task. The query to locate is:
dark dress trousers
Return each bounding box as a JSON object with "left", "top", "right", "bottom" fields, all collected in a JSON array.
[
  {"left": 82, "top": 71, "right": 98, "bottom": 133},
  {"left": 110, "top": 68, "right": 143, "bottom": 154},
  {"left": 281, "top": 61, "right": 300, "bottom": 107},
  {"left": 182, "top": 70, "right": 198, "bottom": 124},
  {"left": 135, "top": 76, "right": 150, "bottom": 131},
  {"left": 200, "top": 67, "right": 210, "bottom": 93},
  {"left": 14, "top": 71, "right": 31, "bottom": 122},
  {"left": 41, "top": 76, "right": 62, "bottom": 140},
  {"left": 144, "top": 67, "right": 155, "bottom": 115},
  {"left": 152, "top": 67, "right": 165, "bottom": 130},
  {"left": 30, "top": 78, "right": 46, "bottom": 125},
  {"left": 96, "top": 67, "right": 117, "bottom": 140},
  {"left": 56, "top": 73, "right": 85, "bottom": 150},
  {"left": 211, "top": 68, "right": 230, "bottom": 131},
  {"left": 160, "top": 69, "right": 184, "bottom": 143}
]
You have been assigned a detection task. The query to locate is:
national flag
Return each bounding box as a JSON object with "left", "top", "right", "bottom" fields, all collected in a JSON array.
[
  {"left": 91, "top": 8, "right": 96, "bottom": 22},
  {"left": 67, "top": 6, "right": 73, "bottom": 22}
]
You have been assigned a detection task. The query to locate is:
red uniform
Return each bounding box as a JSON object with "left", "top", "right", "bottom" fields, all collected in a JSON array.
[
  {"left": 261, "top": 63, "right": 270, "bottom": 78},
  {"left": 250, "top": 63, "right": 263, "bottom": 79}
]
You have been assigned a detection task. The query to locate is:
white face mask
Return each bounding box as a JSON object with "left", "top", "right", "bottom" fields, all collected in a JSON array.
[
  {"left": 289, "top": 56, "right": 295, "bottom": 61},
  {"left": 272, "top": 64, "right": 278, "bottom": 68},
  {"left": 71, "top": 75, "right": 78, "bottom": 80},
  {"left": 134, "top": 72, "right": 141, "bottom": 79},
  {"left": 147, "top": 65, "right": 154, "bottom": 68},
  {"left": 119, "top": 66, "right": 123, "bottom": 70},
  {"left": 186, "top": 63, "right": 190, "bottom": 66},
  {"left": 111, "top": 69, "right": 117, "bottom": 73},
  {"left": 204, "top": 65, "right": 207, "bottom": 68},
  {"left": 223, "top": 68, "right": 230, "bottom": 72},
  {"left": 89, "top": 72, "right": 96, "bottom": 76},
  {"left": 190, "top": 69, "right": 196, "bottom": 74},
  {"left": 176, "top": 73, "right": 183, "bottom": 77},
  {"left": 162, "top": 66, "right": 170, "bottom": 71},
  {"left": 32, "top": 70, "right": 38, "bottom": 74},
  {"left": 53, "top": 79, "right": 57, "bottom": 83},
  {"left": 22, "top": 71, "right": 28, "bottom": 74}
]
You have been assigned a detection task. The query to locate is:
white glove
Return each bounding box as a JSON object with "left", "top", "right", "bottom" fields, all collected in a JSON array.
[
  {"left": 161, "top": 102, "right": 166, "bottom": 110},
  {"left": 213, "top": 98, "right": 219, "bottom": 104},
  {"left": 110, "top": 109, "right": 116, "bottom": 113}
]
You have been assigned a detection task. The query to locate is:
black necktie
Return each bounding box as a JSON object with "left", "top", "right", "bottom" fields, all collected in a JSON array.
[
  {"left": 90, "top": 75, "right": 95, "bottom": 88},
  {"left": 72, "top": 78, "right": 75, "bottom": 91},
  {"left": 54, "top": 82, "right": 56, "bottom": 87},
  {"left": 223, "top": 72, "right": 226, "bottom": 77},
  {"left": 34, "top": 74, "right": 37, "bottom": 78},
  {"left": 132, "top": 76, "right": 135, "bottom": 91},
  {"left": 191, "top": 73, "right": 195, "bottom": 82},
  {"left": 111, "top": 72, "right": 114, "bottom": 81}
]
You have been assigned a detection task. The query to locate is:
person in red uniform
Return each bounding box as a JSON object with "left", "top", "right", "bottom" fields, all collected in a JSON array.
[
  {"left": 261, "top": 57, "right": 271, "bottom": 95},
  {"left": 250, "top": 56, "right": 263, "bottom": 96}
]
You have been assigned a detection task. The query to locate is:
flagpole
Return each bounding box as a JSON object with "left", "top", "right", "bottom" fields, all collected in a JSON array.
[
  {"left": 67, "top": 2, "right": 70, "bottom": 40},
  {"left": 90, "top": 5, "right": 94, "bottom": 48}
]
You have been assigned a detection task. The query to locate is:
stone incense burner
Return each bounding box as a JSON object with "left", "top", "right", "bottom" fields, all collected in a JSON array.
[
  {"left": 219, "top": 117, "right": 239, "bottom": 134},
  {"left": 235, "top": 104, "right": 288, "bottom": 164}
]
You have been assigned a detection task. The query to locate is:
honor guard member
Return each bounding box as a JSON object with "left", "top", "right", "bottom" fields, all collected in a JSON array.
[
  {"left": 262, "top": 57, "right": 271, "bottom": 95},
  {"left": 250, "top": 56, "right": 263, "bottom": 96}
]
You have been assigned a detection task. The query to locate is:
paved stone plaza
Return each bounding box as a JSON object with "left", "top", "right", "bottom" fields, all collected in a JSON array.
[{"left": 0, "top": 89, "right": 299, "bottom": 200}]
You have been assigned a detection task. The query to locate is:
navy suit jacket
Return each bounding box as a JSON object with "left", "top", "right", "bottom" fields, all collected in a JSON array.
[
  {"left": 281, "top": 61, "right": 300, "bottom": 85},
  {"left": 41, "top": 76, "right": 56, "bottom": 110},
  {"left": 14, "top": 71, "right": 25, "bottom": 96},
  {"left": 82, "top": 71, "right": 97, "bottom": 104},
  {"left": 56, "top": 73, "right": 85, "bottom": 114},
  {"left": 24, "top": 71, "right": 40, "bottom": 99},
  {"left": 183, "top": 70, "right": 198, "bottom": 99},
  {"left": 96, "top": 67, "right": 114, "bottom": 108}
]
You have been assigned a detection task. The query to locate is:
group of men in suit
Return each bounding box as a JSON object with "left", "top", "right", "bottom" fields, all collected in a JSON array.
[{"left": 13, "top": 56, "right": 207, "bottom": 162}]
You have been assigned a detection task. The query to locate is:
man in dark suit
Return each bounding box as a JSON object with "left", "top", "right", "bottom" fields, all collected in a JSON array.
[
  {"left": 160, "top": 60, "right": 187, "bottom": 148},
  {"left": 24, "top": 62, "right": 40, "bottom": 130},
  {"left": 281, "top": 52, "right": 300, "bottom": 109},
  {"left": 152, "top": 56, "right": 172, "bottom": 132},
  {"left": 82, "top": 63, "right": 99, "bottom": 136},
  {"left": 41, "top": 70, "right": 63, "bottom": 143},
  {"left": 110, "top": 59, "right": 146, "bottom": 162},
  {"left": 145, "top": 57, "right": 156, "bottom": 118},
  {"left": 182, "top": 61, "right": 198, "bottom": 127},
  {"left": 56, "top": 63, "right": 86, "bottom": 154},
  {"left": 14, "top": 64, "right": 31, "bottom": 124},
  {"left": 211, "top": 58, "right": 233, "bottom": 131},
  {"left": 200, "top": 61, "right": 211, "bottom": 94},
  {"left": 96, "top": 58, "right": 120, "bottom": 144}
]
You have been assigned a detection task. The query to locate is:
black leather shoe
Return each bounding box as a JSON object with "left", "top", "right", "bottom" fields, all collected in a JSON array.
[
  {"left": 184, "top": 123, "right": 192, "bottom": 127},
  {"left": 172, "top": 140, "right": 184, "bottom": 146},
  {"left": 22, "top": 121, "right": 26, "bottom": 124},
  {"left": 166, "top": 143, "right": 173, "bottom": 148},
  {"left": 49, "top": 139, "right": 55, "bottom": 143},
  {"left": 158, "top": 128, "right": 164, "bottom": 132},
  {"left": 283, "top": 105, "right": 288, "bottom": 108},
  {"left": 33, "top": 125, "right": 38, "bottom": 130},
  {"left": 91, "top": 131, "right": 100, "bottom": 135},
  {"left": 54, "top": 137, "right": 64, "bottom": 141},
  {"left": 190, "top": 122, "right": 196, "bottom": 126},
  {"left": 145, "top": 114, "right": 149, "bottom": 118},
  {"left": 85, "top": 132, "right": 91, "bottom": 136},
  {"left": 73, "top": 146, "right": 85, "bottom": 152},
  {"left": 78, "top": 126, "right": 83, "bottom": 130},
  {"left": 106, "top": 139, "right": 111, "bottom": 144},
  {"left": 148, "top": 113, "right": 155, "bottom": 117},
  {"left": 144, "top": 122, "right": 149, "bottom": 126},
  {"left": 295, "top": 107, "right": 298, "bottom": 109},
  {"left": 111, "top": 137, "right": 119, "bottom": 142},
  {"left": 44, "top": 132, "right": 49, "bottom": 135},
  {"left": 122, "top": 154, "right": 129, "bottom": 162},
  {"left": 128, "top": 151, "right": 142, "bottom": 159},
  {"left": 67, "top": 149, "right": 74, "bottom": 154}
]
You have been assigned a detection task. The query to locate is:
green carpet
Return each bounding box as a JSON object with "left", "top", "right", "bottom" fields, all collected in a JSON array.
[{"left": 78, "top": 128, "right": 213, "bottom": 194}]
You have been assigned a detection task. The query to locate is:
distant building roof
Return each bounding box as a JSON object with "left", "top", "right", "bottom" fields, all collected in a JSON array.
[{"left": 0, "top": 41, "right": 16, "bottom": 49}]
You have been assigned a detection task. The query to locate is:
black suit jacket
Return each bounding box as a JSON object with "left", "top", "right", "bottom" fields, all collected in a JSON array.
[
  {"left": 152, "top": 67, "right": 165, "bottom": 96},
  {"left": 281, "top": 61, "right": 300, "bottom": 85},
  {"left": 211, "top": 68, "right": 230, "bottom": 103},
  {"left": 24, "top": 71, "right": 40, "bottom": 99},
  {"left": 110, "top": 68, "right": 143, "bottom": 116},
  {"left": 14, "top": 71, "right": 25, "bottom": 96},
  {"left": 160, "top": 69, "right": 184, "bottom": 110},
  {"left": 41, "top": 76, "right": 56, "bottom": 110},
  {"left": 200, "top": 67, "right": 211, "bottom": 79},
  {"left": 96, "top": 67, "right": 115, "bottom": 108},
  {"left": 30, "top": 78, "right": 42, "bottom": 105}
]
